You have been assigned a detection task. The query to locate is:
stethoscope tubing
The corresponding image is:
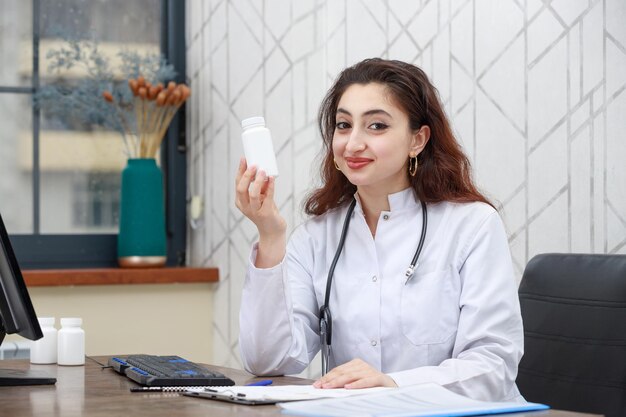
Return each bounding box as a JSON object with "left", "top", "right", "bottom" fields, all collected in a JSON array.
[
  {"left": 319, "top": 197, "right": 427, "bottom": 374},
  {"left": 322, "top": 199, "right": 357, "bottom": 314}
]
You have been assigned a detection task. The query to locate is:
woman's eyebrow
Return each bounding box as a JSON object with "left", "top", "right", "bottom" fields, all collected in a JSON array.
[
  {"left": 336, "top": 108, "right": 351, "bottom": 116},
  {"left": 336, "top": 108, "right": 393, "bottom": 118}
]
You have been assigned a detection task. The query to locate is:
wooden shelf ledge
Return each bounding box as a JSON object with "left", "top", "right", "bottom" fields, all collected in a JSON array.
[{"left": 23, "top": 267, "right": 219, "bottom": 287}]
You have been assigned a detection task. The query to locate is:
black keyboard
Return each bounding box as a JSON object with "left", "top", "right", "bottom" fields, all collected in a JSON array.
[{"left": 109, "top": 355, "right": 235, "bottom": 387}]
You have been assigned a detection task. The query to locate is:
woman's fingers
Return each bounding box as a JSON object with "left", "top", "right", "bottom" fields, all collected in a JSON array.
[
  {"left": 344, "top": 375, "right": 384, "bottom": 389},
  {"left": 266, "top": 176, "right": 276, "bottom": 201},
  {"left": 234, "top": 157, "right": 247, "bottom": 185},
  {"left": 322, "top": 372, "right": 360, "bottom": 388},
  {"left": 235, "top": 164, "right": 257, "bottom": 209},
  {"left": 248, "top": 170, "right": 267, "bottom": 211},
  {"left": 315, "top": 360, "right": 361, "bottom": 388},
  {"left": 344, "top": 372, "right": 398, "bottom": 389},
  {"left": 313, "top": 359, "right": 397, "bottom": 389},
  {"left": 235, "top": 158, "right": 282, "bottom": 235},
  {"left": 235, "top": 160, "right": 273, "bottom": 213}
]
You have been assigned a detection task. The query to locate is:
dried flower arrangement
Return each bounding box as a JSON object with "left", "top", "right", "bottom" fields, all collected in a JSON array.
[
  {"left": 36, "top": 37, "right": 189, "bottom": 159},
  {"left": 103, "top": 77, "right": 190, "bottom": 158}
]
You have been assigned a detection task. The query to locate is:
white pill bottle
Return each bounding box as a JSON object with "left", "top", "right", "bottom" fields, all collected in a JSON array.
[
  {"left": 57, "top": 317, "right": 85, "bottom": 366},
  {"left": 30, "top": 317, "right": 58, "bottom": 364},
  {"left": 241, "top": 116, "right": 279, "bottom": 177}
]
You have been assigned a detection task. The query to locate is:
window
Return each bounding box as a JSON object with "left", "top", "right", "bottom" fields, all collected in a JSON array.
[
  {"left": 72, "top": 173, "right": 120, "bottom": 231},
  {"left": 0, "top": 0, "right": 187, "bottom": 268}
]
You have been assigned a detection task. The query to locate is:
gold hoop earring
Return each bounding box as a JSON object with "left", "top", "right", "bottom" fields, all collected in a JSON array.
[
  {"left": 334, "top": 159, "right": 341, "bottom": 171},
  {"left": 408, "top": 155, "right": 418, "bottom": 177}
]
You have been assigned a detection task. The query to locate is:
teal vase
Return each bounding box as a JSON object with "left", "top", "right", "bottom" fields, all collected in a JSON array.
[{"left": 117, "top": 158, "right": 166, "bottom": 267}]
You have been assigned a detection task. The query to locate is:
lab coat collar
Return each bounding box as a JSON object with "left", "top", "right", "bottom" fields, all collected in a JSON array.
[{"left": 353, "top": 187, "right": 420, "bottom": 215}]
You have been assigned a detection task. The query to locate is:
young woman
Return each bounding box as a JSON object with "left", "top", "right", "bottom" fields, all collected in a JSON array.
[{"left": 235, "top": 58, "right": 523, "bottom": 402}]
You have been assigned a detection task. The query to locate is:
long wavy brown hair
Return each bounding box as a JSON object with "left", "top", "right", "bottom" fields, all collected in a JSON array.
[{"left": 304, "top": 58, "right": 493, "bottom": 216}]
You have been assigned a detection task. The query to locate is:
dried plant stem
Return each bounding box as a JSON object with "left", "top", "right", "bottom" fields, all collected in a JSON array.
[
  {"left": 144, "top": 104, "right": 157, "bottom": 157},
  {"left": 147, "top": 106, "right": 166, "bottom": 157},
  {"left": 133, "top": 96, "right": 142, "bottom": 157},
  {"left": 156, "top": 106, "right": 179, "bottom": 146},
  {"left": 140, "top": 99, "right": 149, "bottom": 157}
]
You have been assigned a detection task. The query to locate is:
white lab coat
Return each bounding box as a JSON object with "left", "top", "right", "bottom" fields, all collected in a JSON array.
[{"left": 239, "top": 188, "right": 524, "bottom": 402}]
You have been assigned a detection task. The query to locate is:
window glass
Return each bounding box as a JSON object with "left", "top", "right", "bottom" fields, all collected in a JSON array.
[
  {"left": 72, "top": 173, "right": 120, "bottom": 231},
  {"left": 0, "top": 94, "right": 34, "bottom": 233},
  {"left": 0, "top": 1, "right": 32, "bottom": 87},
  {"left": 38, "top": 0, "right": 161, "bottom": 234},
  {"left": 41, "top": 0, "right": 161, "bottom": 43}
]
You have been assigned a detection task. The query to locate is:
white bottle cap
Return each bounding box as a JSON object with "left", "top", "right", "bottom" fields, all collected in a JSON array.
[
  {"left": 37, "top": 317, "right": 54, "bottom": 326},
  {"left": 241, "top": 116, "right": 265, "bottom": 129},
  {"left": 60, "top": 317, "right": 82, "bottom": 327},
  {"left": 38, "top": 317, "right": 55, "bottom": 326}
]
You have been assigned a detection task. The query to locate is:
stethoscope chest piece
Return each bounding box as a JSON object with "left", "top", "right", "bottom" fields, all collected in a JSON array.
[{"left": 319, "top": 305, "right": 333, "bottom": 375}]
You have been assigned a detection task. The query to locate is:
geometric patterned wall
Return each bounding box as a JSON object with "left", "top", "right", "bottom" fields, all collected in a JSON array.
[{"left": 185, "top": 0, "right": 626, "bottom": 371}]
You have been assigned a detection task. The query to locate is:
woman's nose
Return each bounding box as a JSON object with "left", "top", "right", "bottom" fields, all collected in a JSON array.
[{"left": 345, "top": 127, "right": 366, "bottom": 152}]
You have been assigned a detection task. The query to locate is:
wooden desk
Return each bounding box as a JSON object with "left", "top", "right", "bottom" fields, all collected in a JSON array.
[{"left": 0, "top": 356, "right": 601, "bottom": 417}]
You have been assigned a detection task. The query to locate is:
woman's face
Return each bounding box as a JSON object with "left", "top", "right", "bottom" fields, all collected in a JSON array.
[{"left": 332, "top": 82, "right": 427, "bottom": 194}]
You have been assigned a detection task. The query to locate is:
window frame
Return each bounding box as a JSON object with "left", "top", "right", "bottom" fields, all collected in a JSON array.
[{"left": 2, "top": 0, "right": 187, "bottom": 269}]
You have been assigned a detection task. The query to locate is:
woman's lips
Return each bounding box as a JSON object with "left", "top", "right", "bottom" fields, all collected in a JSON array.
[{"left": 345, "top": 157, "right": 373, "bottom": 170}]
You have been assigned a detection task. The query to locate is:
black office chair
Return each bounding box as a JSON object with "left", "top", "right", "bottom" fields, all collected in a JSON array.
[{"left": 517, "top": 253, "right": 626, "bottom": 417}]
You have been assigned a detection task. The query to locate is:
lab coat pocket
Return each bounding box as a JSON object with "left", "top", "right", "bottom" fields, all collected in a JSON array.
[{"left": 400, "top": 267, "right": 458, "bottom": 346}]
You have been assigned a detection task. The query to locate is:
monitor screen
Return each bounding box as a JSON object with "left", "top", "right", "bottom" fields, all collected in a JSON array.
[{"left": 0, "top": 212, "right": 55, "bottom": 386}]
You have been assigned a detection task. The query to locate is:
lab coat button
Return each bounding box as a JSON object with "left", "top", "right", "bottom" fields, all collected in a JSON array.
[
  {"left": 383, "top": 214, "right": 389, "bottom": 220},
  {"left": 372, "top": 275, "right": 377, "bottom": 282},
  {"left": 371, "top": 340, "right": 378, "bottom": 347}
]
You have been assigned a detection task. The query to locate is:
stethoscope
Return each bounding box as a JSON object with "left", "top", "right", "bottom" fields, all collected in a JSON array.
[{"left": 318, "top": 197, "right": 428, "bottom": 375}]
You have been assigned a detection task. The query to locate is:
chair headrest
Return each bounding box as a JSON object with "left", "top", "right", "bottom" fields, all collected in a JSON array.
[{"left": 519, "top": 253, "right": 626, "bottom": 303}]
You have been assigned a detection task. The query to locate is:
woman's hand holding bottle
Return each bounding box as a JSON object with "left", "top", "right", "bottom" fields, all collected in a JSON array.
[{"left": 235, "top": 158, "right": 286, "bottom": 268}]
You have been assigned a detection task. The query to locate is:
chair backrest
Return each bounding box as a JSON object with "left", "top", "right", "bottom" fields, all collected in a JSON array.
[{"left": 517, "top": 253, "right": 626, "bottom": 417}]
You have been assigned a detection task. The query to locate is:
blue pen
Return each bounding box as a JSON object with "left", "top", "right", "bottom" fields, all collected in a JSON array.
[{"left": 245, "top": 379, "right": 273, "bottom": 386}]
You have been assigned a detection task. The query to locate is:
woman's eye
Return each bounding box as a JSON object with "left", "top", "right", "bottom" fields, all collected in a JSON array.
[
  {"left": 335, "top": 121, "right": 351, "bottom": 130},
  {"left": 369, "top": 122, "right": 389, "bottom": 130}
]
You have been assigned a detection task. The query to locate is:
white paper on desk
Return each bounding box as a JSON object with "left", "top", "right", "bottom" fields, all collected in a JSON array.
[
  {"left": 278, "top": 383, "right": 549, "bottom": 417},
  {"left": 192, "top": 385, "right": 391, "bottom": 402}
]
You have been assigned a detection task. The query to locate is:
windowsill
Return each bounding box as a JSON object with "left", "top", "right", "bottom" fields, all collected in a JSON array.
[{"left": 22, "top": 267, "right": 219, "bottom": 287}]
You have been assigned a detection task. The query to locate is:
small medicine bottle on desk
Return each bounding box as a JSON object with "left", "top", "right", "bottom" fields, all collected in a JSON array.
[
  {"left": 30, "top": 317, "right": 57, "bottom": 364},
  {"left": 57, "top": 317, "right": 85, "bottom": 366}
]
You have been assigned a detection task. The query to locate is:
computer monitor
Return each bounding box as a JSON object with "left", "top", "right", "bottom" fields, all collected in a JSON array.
[{"left": 0, "top": 212, "right": 56, "bottom": 386}]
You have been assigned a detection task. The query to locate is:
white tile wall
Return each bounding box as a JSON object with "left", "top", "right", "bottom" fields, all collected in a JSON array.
[{"left": 185, "top": 0, "right": 626, "bottom": 374}]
